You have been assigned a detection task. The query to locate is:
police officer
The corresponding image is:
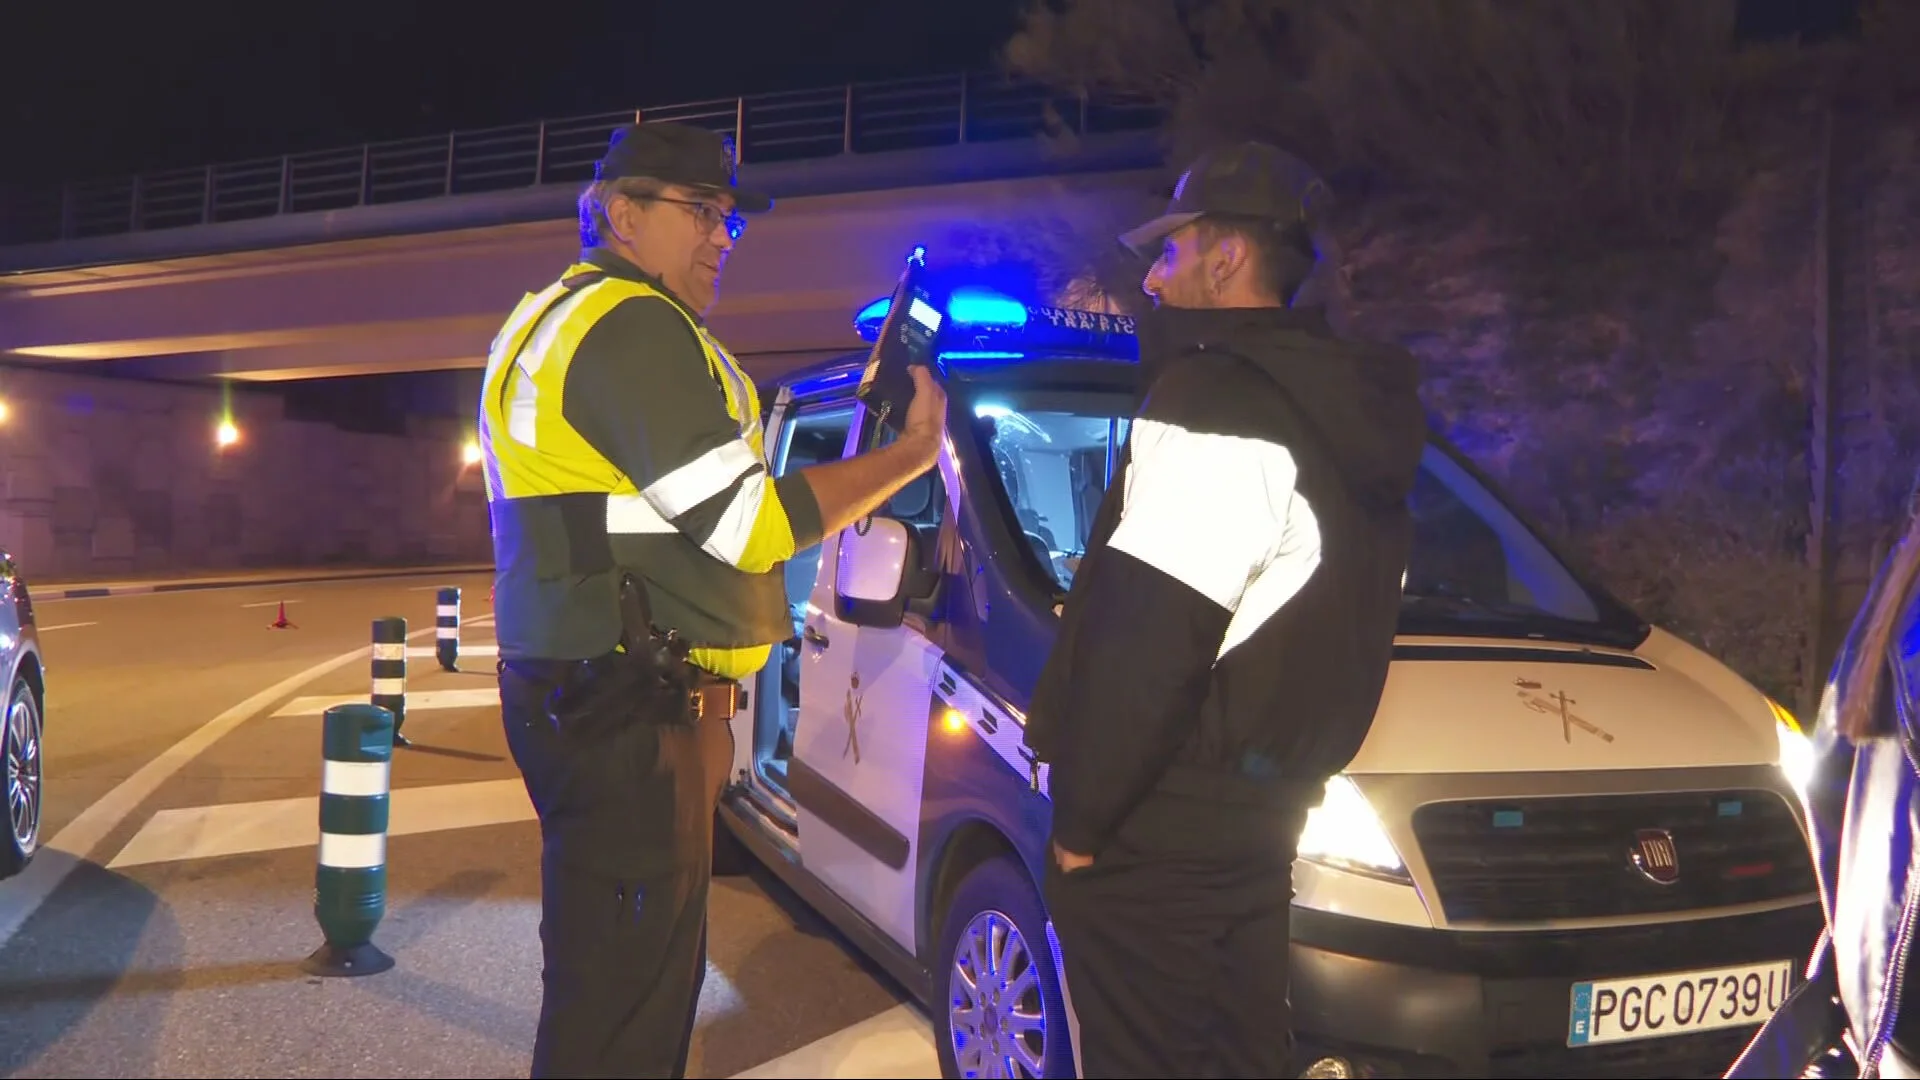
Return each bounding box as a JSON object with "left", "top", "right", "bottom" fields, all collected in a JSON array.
[{"left": 478, "top": 121, "right": 947, "bottom": 1079}]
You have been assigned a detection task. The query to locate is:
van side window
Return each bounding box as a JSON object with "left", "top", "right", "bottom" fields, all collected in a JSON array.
[
  {"left": 867, "top": 422, "right": 948, "bottom": 533},
  {"left": 771, "top": 404, "right": 857, "bottom": 620},
  {"left": 774, "top": 405, "right": 857, "bottom": 477}
]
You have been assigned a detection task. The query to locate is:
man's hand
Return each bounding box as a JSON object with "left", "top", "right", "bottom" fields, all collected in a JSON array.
[
  {"left": 899, "top": 365, "right": 948, "bottom": 470},
  {"left": 1053, "top": 841, "right": 1094, "bottom": 874},
  {"left": 791, "top": 365, "right": 950, "bottom": 538}
]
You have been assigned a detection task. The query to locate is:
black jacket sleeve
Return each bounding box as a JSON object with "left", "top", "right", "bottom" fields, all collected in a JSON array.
[{"left": 1046, "top": 354, "right": 1305, "bottom": 856}]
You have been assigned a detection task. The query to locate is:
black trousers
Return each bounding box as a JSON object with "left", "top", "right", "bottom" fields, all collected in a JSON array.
[
  {"left": 1045, "top": 788, "right": 1306, "bottom": 1079},
  {"left": 500, "top": 654, "right": 735, "bottom": 1080}
]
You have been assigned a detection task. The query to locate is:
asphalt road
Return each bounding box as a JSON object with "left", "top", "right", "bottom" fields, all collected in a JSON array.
[{"left": 0, "top": 572, "right": 919, "bottom": 1079}]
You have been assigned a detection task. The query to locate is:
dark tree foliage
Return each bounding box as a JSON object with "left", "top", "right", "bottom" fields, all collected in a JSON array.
[{"left": 997, "top": 0, "right": 1920, "bottom": 704}]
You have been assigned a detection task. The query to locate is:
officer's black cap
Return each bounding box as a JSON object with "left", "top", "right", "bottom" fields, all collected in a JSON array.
[
  {"left": 1120, "top": 141, "right": 1328, "bottom": 257},
  {"left": 595, "top": 121, "right": 773, "bottom": 213}
]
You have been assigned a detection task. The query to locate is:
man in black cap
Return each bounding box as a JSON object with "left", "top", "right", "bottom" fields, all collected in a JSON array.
[
  {"left": 1024, "top": 141, "right": 1428, "bottom": 1077},
  {"left": 478, "top": 121, "right": 948, "bottom": 1078}
]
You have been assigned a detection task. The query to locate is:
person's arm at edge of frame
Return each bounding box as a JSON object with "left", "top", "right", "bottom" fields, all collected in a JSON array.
[{"left": 1046, "top": 359, "right": 1294, "bottom": 866}]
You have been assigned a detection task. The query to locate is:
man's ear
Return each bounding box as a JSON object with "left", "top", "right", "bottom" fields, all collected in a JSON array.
[
  {"left": 1210, "top": 232, "right": 1250, "bottom": 286},
  {"left": 604, "top": 194, "right": 641, "bottom": 247}
]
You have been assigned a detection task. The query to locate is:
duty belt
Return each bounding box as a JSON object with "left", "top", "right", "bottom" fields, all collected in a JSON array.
[{"left": 504, "top": 653, "right": 744, "bottom": 727}]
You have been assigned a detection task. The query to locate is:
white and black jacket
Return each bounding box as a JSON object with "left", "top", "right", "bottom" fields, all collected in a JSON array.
[{"left": 1024, "top": 306, "right": 1427, "bottom": 857}]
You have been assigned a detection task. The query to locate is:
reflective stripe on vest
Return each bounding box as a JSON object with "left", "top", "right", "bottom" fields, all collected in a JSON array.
[{"left": 480, "top": 264, "right": 764, "bottom": 508}]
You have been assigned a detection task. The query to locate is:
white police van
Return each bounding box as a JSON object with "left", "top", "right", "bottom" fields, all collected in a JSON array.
[{"left": 716, "top": 270, "right": 1824, "bottom": 1079}]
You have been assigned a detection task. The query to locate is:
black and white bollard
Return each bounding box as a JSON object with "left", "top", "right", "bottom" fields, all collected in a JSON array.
[
  {"left": 372, "top": 616, "right": 409, "bottom": 748},
  {"left": 435, "top": 587, "right": 460, "bottom": 672},
  {"left": 302, "top": 702, "right": 396, "bottom": 978}
]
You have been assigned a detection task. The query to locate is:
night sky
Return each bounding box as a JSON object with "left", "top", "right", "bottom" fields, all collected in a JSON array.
[
  {"left": 0, "top": 0, "right": 1028, "bottom": 188},
  {"left": 0, "top": 0, "right": 1857, "bottom": 191}
]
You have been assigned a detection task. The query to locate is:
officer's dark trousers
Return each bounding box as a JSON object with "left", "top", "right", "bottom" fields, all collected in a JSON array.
[
  {"left": 1044, "top": 784, "right": 1308, "bottom": 1079},
  {"left": 499, "top": 654, "right": 734, "bottom": 1080}
]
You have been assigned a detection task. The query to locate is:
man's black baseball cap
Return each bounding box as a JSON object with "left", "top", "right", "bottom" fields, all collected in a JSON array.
[
  {"left": 595, "top": 121, "right": 773, "bottom": 213},
  {"left": 1119, "top": 140, "right": 1328, "bottom": 257}
]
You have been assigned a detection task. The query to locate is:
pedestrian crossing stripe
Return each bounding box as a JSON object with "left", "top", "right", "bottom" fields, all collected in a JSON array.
[
  {"left": 108, "top": 779, "right": 535, "bottom": 868},
  {"left": 272, "top": 686, "right": 501, "bottom": 717}
]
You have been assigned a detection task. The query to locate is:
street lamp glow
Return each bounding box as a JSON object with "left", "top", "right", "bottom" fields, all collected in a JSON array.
[
  {"left": 0, "top": 399, "right": 10, "bottom": 425},
  {"left": 216, "top": 419, "right": 240, "bottom": 447},
  {"left": 461, "top": 438, "right": 483, "bottom": 466}
]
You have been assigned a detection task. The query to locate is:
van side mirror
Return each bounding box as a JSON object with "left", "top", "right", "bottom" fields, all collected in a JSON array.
[{"left": 835, "top": 516, "right": 914, "bottom": 628}]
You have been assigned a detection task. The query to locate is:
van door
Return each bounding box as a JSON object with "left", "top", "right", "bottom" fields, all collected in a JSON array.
[
  {"left": 746, "top": 392, "right": 858, "bottom": 815},
  {"left": 790, "top": 412, "right": 950, "bottom": 955}
]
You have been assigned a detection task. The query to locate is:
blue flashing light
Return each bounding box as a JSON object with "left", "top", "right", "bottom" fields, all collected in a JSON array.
[
  {"left": 854, "top": 284, "right": 1028, "bottom": 342},
  {"left": 949, "top": 286, "right": 1029, "bottom": 328},
  {"left": 849, "top": 249, "right": 1140, "bottom": 367},
  {"left": 853, "top": 295, "right": 891, "bottom": 335}
]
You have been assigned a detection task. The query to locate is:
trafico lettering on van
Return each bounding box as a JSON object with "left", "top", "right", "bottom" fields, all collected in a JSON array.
[{"left": 1514, "top": 676, "right": 1616, "bottom": 745}]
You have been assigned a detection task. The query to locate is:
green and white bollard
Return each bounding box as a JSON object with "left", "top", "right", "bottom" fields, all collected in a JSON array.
[
  {"left": 372, "top": 616, "right": 409, "bottom": 748},
  {"left": 302, "top": 702, "right": 396, "bottom": 977},
  {"left": 435, "top": 587, "right": 460, "bottom": 672}
]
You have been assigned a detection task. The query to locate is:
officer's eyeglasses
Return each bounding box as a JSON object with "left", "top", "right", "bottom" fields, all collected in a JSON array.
[{"left": 655, "top": 197, "right": 747, "bottom": 242}]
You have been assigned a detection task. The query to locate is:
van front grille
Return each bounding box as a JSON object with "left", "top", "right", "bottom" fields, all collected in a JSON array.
[{"left": 1412, "top": 789, "right": 1815, "bottom": 923}]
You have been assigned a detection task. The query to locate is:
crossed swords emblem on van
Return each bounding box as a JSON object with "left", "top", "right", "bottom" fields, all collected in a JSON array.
[
  {"left": 843, "top": 673, "right": 864, "bottom": 764},
  {"left": 1514, "top": 677, "right": 1616, "bottom": 744}
]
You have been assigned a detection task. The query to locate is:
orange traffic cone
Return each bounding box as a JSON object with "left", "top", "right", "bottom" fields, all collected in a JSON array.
[{"left": 268, "top": 601, "right": 296, "bottom": 630}]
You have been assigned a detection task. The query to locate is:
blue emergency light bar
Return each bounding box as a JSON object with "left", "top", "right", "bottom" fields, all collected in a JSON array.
[{"left": 850, "top": 248, "right": 1140, "bottom": 363}]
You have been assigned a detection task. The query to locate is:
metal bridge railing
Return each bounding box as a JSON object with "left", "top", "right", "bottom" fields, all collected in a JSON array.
[{"left": 0, "top": 71, "right": 1162, "bottom": 246}]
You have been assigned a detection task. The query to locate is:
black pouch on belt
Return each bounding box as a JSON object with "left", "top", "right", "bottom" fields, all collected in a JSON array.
[
  {"left": 617, "top": 573, "right": 746, "bottom": 724},
  {"left": 617, "top": 572, "right": 698, "bottom": 696},
  {"left": 537, "top": 574, "right": 696, "bottom": 741}
]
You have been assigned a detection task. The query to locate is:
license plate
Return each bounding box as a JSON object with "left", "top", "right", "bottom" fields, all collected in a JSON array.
[{"left": 1567, "top": 959, "right": 1795, "bottom": 1047}]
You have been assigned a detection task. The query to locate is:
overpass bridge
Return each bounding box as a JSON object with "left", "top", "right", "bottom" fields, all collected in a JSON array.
[{"left": 0, "top": 72, "right": 1168, "bottom": 388}]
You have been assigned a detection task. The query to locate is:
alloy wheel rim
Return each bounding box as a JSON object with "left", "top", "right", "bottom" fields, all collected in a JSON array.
[
  {"left": 6, "top": 692, "right": 40, "bottom": 855},
  {"left": 947, "top": 909, "right": 1047, "bottom": 1079}
]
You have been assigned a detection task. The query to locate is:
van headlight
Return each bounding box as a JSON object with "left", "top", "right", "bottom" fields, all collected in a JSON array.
[
  {"left": 1768, "top": 697, "right": 1814, "bottom": 804},
  {"left": 1298, "top": 775, "right": 1409, "bottom": 881}
]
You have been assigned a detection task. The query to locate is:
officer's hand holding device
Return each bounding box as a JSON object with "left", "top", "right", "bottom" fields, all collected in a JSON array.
[
  {"left": 896, "top": 365, "right": 947, "bottom": 468},
  {"left": 855, "top": 250, "right": 943, "bottom": 437}
]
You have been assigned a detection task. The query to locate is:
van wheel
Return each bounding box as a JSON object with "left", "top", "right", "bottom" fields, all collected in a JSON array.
[
  {"left": 2, "top": 678, "right": 42, "bottom": 878},
  {"left": 933, "top": 855, "right": 1074, "bottom": 1079}
]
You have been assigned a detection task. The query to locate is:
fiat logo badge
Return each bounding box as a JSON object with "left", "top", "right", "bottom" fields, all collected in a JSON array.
[{"left": 1629, "top": 827, "right": 1680, "bottom": 885}]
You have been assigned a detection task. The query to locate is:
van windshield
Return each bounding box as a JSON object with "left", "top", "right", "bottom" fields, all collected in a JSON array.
[{"left": 967, "top": 382, "right": 1646, "bottom": 648}]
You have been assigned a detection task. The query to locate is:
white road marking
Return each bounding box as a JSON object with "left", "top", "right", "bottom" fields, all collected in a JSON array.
[
  {"left": 729, "top": 1004, "right": 937, "bottom": 1079},
  {"left": 406, "top": 643, "right": 499, "bottom": 659},
  {"left": 272, "top": 686, "right": 501, "bottom": 717},
  {"left": 34, "top": 621, "right": 98, "bottom": 632},
  {"left": 0, "top": 624, "right": 442, "bottom": 950},
  {"left": 108, "top": 779, "right": 535, "bottom": 869},
  {"left": 240, "top": 599, "right": 302, "bottom": 609}
]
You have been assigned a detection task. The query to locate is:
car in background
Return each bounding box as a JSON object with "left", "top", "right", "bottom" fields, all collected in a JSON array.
[{"left": 1, "top": 550, "right": 43, "bottom": 879}]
